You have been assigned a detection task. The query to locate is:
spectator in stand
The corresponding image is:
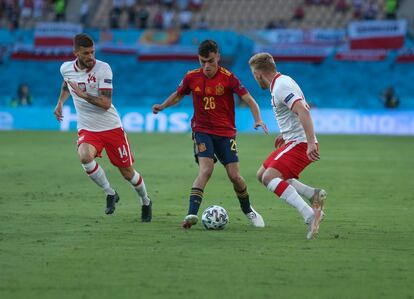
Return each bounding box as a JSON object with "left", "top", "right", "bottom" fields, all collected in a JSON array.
[
  {"left": 153, "top": 8, "right": 164, "bottom": 29},
  {"left": 267, "top": 19, "right": 287, "bottom": 29},
  {"left": 177, "top": 0, "right": 189, "bottom": 11},
  {"left": 189, "top": 0, "right": 203, "bottom": 11},
  {"left": 33, "top": 0, "right": 44, "bottom": 20},
  {"left": 20, "top": 0, "right": 34, "bottom": 28},
  {"left": 2, "top": 0, "right": 20, "bottom": 29},
  {"left": 110, "top": 0, "right": 123, "bottom": 28},
  {"left": 195, "top": 15, "right": 209, "bottom": 30},
  {"left": 80, "top": 0, "right": 89, "bottom": 26},
  {"left": 335, "top": 0, "right": 349, "bottom": 13},
  {"left": 125, "top": 0, "right": 136, "bottom": 28},
  {"left": 9, "top": 83, "right": 33, "bottom": 107},
  {"left": 162, "top": 7, "right": 174, "bottom": 29},
  {"left": 163, "top": 0, "right": 174, "bottom": 10},
  {"left": 54, "top": 0, "right": 65, "bottom": 21},
  {"left": 136, "top": 4, "right": 149, "bottom": 29},
  {"left": 362, "top": 0, "right": 379, "bottom": 20},
  {"left": 352, "top": 0, "right": 363, "bottom": 19},
  {"left": 293, "top": 5, "right": 305, "bottom": 20},
  {"left": 385, "top": 0, "right": 398, "bottom": 19},
  {"left": 382, "top": 86, "right": 400, "bottom": 108},
  {"left": 179, "top": 8, "right": 192, "bottom": 30}
]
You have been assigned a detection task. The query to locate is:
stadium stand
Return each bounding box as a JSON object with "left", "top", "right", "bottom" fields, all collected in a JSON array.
[{"left": 0, "top": 0, "right": 413, "bottom": 110}]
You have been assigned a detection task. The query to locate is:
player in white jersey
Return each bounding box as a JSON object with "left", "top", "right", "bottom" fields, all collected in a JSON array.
[
  {"left": 53, "top": 33, "right": 152, "bottom": 222},
  {"left": 248, "top": 52, "right": 326, "bottom": 239}
]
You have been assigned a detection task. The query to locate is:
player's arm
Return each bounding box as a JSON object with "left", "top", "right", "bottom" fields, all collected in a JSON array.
[
  {"left": 152, "top": 91, "right": 184, "bottom": 114},
  {"left": 67, "top": 81, "right": 112, "bottom": 110},
  {"left": 292, "top": 101, "right": 319, "bottom": 161},
  {"left": 54, "top": 81, "right": 70, "bottom": 122},
  {"left": 240, "top": 92, "right": 268, "bottom": 133}
]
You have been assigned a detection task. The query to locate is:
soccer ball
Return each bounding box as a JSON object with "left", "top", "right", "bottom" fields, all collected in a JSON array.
[{"left": 201, "top": 205, "right": 229, "bottom": 230}]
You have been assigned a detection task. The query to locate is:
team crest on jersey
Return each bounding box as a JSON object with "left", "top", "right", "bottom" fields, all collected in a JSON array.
[
  {"left": 216, "top": 83, "right": 224, "bottom": 96},
  {"left": 198, "top": 143, "right": 207, "bottom": 153},
  {"left": 88, "top": 73, "right": 96, "bottom": 83},
  {"left": 77, "top": 82, "right": 87, "bottom": 92}
]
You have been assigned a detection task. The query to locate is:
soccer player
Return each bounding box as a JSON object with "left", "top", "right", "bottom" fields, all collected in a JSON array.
[
  {"left": 152, "top": 40, "right": 268, "bottom": 229},
  {"left": 248, "top": 52, "right": 326, "bottom": 239},
  {"left": 53, "top": 33, "right": 152, "bottom": 222}
]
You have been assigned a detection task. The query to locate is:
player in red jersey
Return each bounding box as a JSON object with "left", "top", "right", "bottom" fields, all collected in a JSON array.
[{"left": 152, "top": 40, "right": 268, "bottom": 229}]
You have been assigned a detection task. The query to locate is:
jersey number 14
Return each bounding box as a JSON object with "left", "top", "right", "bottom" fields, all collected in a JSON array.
[{"left": 118, "top": 145, "right": 128, "bottom": 158}]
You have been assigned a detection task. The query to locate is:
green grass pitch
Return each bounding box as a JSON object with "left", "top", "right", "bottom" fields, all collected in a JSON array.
[{"left": 1, "top": 132, "right": 413, "bottom": 299}]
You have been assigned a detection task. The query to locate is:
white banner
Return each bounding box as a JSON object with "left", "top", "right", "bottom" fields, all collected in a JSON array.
[{"left": 348, "top": 20, "right": 407, "bottom": 39}]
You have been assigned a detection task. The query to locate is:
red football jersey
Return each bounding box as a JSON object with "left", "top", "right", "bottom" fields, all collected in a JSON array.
[{"left": 176, "top": 66, "right": 248, "bottom": 137}]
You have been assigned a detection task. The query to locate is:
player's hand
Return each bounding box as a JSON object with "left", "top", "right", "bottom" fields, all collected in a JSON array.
[
  {"left": 54, "top": 102, "right": 63, "bottom": 122},
  {"left": 152, "top": 104, "right": 164, "bottom": 114},
  {"left": 67, "top": 81, "right": 87, "bottom": 99},
  {"left": 307, "top": 142, "right": 320, "bottom": 161},
  {"left": 274, "top": 134, "right": 285, "bottom": 149},
  {"left": 254, "top": 120, "right": 269, "bottom": 134}
]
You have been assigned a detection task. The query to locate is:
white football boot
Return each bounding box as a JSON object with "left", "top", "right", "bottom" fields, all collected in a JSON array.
[
  {"left": 182, "top": 214, "right": 198, "bottom": 229},
  {"left": 246, "top": 207, "right": 265, "bottom": 228},
  {"left": 306, "top": 189, "right": 327, "bottom": 239}
]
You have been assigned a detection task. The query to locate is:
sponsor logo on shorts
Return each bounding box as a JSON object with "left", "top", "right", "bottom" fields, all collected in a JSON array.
[
  {"left": 198, "top": 143, "right": 207, "bottom": 153},
  {"left": 284, "top": 93, "right": 295, "bottom": 104},
  {"left": 104, "top": 79, "right": 112, "bottom": 84}
]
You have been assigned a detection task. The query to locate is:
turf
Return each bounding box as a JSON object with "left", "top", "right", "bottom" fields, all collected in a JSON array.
[{"left": 0, "top": 132, "right": 413, "bottom": 299}]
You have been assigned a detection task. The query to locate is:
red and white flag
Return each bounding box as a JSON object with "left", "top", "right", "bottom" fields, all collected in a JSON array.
[{"left": 348, "top": 20, "right": 407, "bottom": 50}]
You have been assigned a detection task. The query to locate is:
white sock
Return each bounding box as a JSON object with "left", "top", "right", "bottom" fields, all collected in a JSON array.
[
  {"left": 267, "top": 178, "right": 314, "bottom": 222},
  {"left": 281, "top": 186, "right": 314, "bottom": 222},
  {"left": 129, "top": 170, "right": 150, "bottom": 206},
  {"left": 82, "top": 161, "right": 115, "bottom": 196},
  {"left": 288, "top": 179, "right": 315, "bottom": 199}
]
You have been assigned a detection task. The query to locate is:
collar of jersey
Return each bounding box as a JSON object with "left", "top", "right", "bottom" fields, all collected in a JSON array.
[
  {"left": 270, "top": 72, "right": 281, "bottom": 91},
  {"left": 73, "top": 59, "right": 96, "bottom": 73}
]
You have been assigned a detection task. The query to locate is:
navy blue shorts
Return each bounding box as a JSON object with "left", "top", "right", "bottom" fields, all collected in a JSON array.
[{"left": 193, "top": 132, "right": 239, "bottom": 165}]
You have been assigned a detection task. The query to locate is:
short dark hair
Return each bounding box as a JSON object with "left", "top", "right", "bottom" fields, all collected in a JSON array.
[
  {"left": 198, "top": 40, "right": 218, "bottom": 58},
  {"left": 74, "top": 33, "right": 94, "bottom": 49}
]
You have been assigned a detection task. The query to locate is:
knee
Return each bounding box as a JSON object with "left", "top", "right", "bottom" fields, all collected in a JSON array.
[
  {"left": 199, "top": 166, "right": 213, "bottom": 180},
  {"left": 79, "top": 154, "right": 94, "bottom": 165},
  {"left": 120, "top": 167, "right": 135, "bottom": 181},
  {"left": 228, "top": 172, "right": 242, "bottom": 184},
  {"left": 256, "top": 170, "right": 264, "bottom": 183},
  {"left": 261, "top": 172, "right": 282, "bottom": 186}
]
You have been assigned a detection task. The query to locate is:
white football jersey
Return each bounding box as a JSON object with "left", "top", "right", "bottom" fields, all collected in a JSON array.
[
  {"left": 60, "top": 59, "right": 122, "bottom": 131},
  {"left": 270, "top": 73, "right": 317, "bottom": 143}
]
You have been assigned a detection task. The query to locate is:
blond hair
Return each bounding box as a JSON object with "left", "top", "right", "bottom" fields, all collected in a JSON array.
[{"left": 249, "top": 52, "right": 276, "bottom": 73}]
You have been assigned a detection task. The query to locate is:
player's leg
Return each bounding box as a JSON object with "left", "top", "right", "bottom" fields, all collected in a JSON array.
[
  {"left": 182, "top": 132, "right": 215, "bottom": 228},
  {"left": 287, "top": 179, "right": 327, "bottom": 205},
  {"left": 214, "top": 136, "right": 264, "bottom": 227},
  {"left": 77, "top": 140, "right": 118, "bottom": 215},
  {"left": 262, "top": 168, "right": 314, "bottom": 224},
  {"left": 225, "top": 162, "right": 265, "bottom": 228},
  {"left": 118, "top": 166, "right": 152, "bottom": 222},
  {"left": 262, "top": 142, "right": 324, "bottom": 238},
  {"left": 103, "top": 127, "right": 152, "bottom": 221}
]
